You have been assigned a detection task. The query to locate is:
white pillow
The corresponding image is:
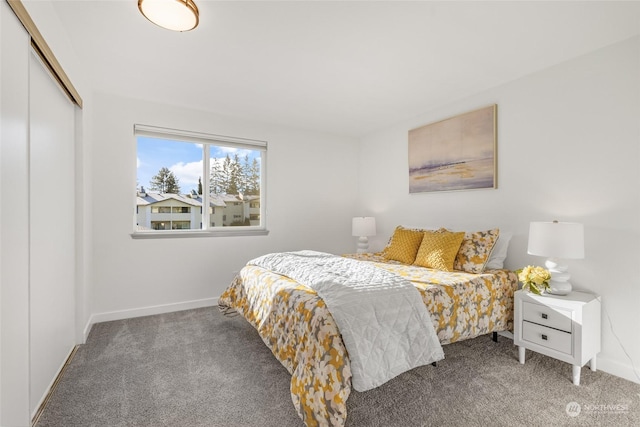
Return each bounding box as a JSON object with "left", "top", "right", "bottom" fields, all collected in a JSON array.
[{"left": 485, "top": 231, "right": 512, "bottom": 270}]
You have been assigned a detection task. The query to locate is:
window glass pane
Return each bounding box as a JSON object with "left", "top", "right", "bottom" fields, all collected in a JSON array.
[
  {"left": 209, "top": 147, "right": 262, "bottom": 228},
  {"left": 151, "top": 206, "right": 173, "bottom": 214},
  {"left": 172, "top": 221, "right": 191, "bottom": 230},
  {"left": 151, "top": 221, "right": 169, "bottom": 230},
  {"left": 137, "top": 137, "right": 202, "bottom": 196},
  {"left": 136, "top": 137, "right": 203, "bottom": 231},
  {"left": 172, "top": 206, "right": 190, "bottom": 213}
]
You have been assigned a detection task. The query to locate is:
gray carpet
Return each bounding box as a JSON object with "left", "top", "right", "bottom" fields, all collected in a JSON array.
[{"left": 36, "top": 307, "right": 640, "bottom": 427}]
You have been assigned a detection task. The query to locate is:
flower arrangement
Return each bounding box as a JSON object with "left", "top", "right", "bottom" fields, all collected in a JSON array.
[{"left": 516, "top": 265, "right": 551, "bottom": 295}]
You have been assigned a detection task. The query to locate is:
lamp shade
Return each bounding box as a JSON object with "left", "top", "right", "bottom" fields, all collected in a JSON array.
[
  {"left": 352, "top": 217, "right": 376, "bottom": 237},
  {"left": 527, "top": 221, "right": 584, "bottom": 259},
  {"left": 138, "top": 0, "right": 199, "bottom": 32}
]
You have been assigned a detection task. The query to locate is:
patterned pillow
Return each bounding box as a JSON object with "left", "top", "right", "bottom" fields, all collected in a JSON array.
[
  {"left": 413, "top": 230, "right": 465, "bottom": 271},
  {"left": 382, "top": 226, "right": 425, "bottom": 264},
  {"left": 453, "top": 228, "right": 500, "bottom": 273}
]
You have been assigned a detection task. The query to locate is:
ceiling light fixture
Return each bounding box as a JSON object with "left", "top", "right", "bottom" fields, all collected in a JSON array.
[{"left": 138, "top": 0, "right": 199, "bottom": 32}]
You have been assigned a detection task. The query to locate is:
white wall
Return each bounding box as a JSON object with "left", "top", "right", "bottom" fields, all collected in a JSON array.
[
  {"left": 89, "top": 92, "right": 359, "bottom": 323},
  {"left": 358, "top": 36, "right": 640, "bottom": 384}
]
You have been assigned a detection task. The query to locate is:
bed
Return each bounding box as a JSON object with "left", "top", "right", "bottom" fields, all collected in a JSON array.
[{"left": 218, "top": 227, "right": 517, "bottom": 427}]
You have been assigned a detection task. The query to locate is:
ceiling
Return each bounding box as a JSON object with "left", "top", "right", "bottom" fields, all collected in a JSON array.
[{"left": 38, "top": 1, "right": 640, "bottom": 137}]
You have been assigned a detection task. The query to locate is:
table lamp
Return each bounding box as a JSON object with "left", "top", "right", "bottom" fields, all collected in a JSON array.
[
  {"left": 352, "top": 217, "right": 376, "bottom": 254},
  {"left": 527, "top": 221, "right": 584, "bottom": 295}
]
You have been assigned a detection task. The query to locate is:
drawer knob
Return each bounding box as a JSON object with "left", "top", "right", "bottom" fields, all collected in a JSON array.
[
  {"left": 541, "top": 334, "right": 548, "bottom": 340},
  {"left": 541, "top": 313, "right": 548, "bottom": 319}
]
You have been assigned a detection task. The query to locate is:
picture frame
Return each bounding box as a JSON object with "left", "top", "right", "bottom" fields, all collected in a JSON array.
[{"left": 408, "top": 105, "right": 497, "bottom": 193}]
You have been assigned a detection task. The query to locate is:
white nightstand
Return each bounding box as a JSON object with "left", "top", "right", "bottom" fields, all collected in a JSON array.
[{"left": 513, "top": 289, "right": 601, "bottom": 385}]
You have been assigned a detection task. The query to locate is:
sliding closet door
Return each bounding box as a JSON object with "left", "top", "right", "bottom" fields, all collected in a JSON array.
[{"left": 28, "top": 50, "right": 76, "bottom": 414}]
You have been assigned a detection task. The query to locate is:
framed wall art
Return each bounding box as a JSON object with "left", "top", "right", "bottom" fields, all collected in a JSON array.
[{"left": 408, "top": 105, "right": 497, "bottom": 193}]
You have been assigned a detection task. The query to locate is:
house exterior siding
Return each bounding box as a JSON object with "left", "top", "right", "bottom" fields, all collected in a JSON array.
[{"left": 136, "top": 192, "right": 258, "bottom": 230}]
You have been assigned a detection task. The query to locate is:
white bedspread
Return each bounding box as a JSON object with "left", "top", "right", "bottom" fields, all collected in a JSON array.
[{"left": 248, "top": 250, "right": 444, "bottom": 391}]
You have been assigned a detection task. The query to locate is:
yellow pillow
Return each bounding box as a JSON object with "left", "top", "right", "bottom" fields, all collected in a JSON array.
[
  {"left": 382, "top": 227, "right": 425, "bottom": 264},
  {"left": 413, "top": 230, "right": 465, "bottom": 271}
]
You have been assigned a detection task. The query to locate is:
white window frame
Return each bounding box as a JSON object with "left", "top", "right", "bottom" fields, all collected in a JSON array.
[{"left": 132, "top": 124, "right": 268, "bottom": 239}]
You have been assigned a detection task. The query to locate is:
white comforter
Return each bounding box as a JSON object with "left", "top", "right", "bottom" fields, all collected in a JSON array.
[{"left": 248, "top": 250, "right": 444, "bottom": 391}]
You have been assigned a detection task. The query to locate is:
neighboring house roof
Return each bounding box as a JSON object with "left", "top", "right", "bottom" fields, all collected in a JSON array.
[
  {"left": 136, "top": 192, "right": 245, "bottom": 208},
  {"left": 208, "top": 195, "right": 229, "bottom": 207},
  {"left": 136, "top": 192, "right": 201, "bottom": 207},
  {"left": 218, "top": 194, "right": 242, "bottom": 203}
]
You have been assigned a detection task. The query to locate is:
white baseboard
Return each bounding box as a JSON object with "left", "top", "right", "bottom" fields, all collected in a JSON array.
[
  {"left": 31, "top": 345, "right": 77, "bottom": 422},
  {"left": 85, "top": 297, "right": 219, "bottom": 338},
  {"left": 82, "top": 317, "right": 92, "bottom": 342},
  {"left": 597, "top": 355, "right": 640, "bottom": 385}
]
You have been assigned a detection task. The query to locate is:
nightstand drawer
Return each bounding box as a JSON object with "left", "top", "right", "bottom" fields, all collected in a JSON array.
[
  {"left": 522, "top": 301, "right": 572, "bottom": 332},
  {"left": 522, "top": 321, "right": 572, "bottom": 355}
]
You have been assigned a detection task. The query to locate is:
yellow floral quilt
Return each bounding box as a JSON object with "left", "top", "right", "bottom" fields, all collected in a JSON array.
[{"left": 218, "top": 253, "right": 517, "bottom": 427}]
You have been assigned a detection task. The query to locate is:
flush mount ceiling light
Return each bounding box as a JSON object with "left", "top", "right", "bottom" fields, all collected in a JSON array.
[{"left": 138, "top": 0, "right": 199, "bottom": 32}]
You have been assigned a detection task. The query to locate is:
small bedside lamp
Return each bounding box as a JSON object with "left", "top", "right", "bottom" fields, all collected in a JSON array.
[
  {"left": 352, "top": 217, "right": 376, "bottom": 253},
  {"left": 527, "top": 221, "right": 585, "bottom": 295}
]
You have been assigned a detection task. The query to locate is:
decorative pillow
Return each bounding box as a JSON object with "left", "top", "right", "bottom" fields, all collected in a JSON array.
[
  {"left": 485, "top": 231, "right": 512, "bottom": 270},
  {"left": 413, "top": 230, "right": 465, "bottom": 271},
  {"left": 382, "top": 226, "right": 425, "bottom": 264},
  {"left": 380, "top": 225, "right": 430, "bottom": 254},
  {"left": 453, "top": 228, "right": 500, "bottom": 273}
]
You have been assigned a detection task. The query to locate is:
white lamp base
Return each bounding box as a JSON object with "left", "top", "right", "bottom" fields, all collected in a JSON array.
[
  {"left": 548, "top": 280, "right": 572, "bottom": 295},
  {"left": 356, "top": 236, "right": 369, "bottom": 254},
  {"left": 545, "top": 258, "right": 572, "bottom": 295}
]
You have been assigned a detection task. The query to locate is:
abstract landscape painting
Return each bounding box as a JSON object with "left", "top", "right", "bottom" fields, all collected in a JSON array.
[{"left": 409, "top": 105, "right": 496, "bottom": 193}]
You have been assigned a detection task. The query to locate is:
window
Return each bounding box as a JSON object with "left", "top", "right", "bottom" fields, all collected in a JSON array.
[
  {"left": 172, "top": 221, "right": 190, "bottom": 230},
  {"left": 151, "top": 206, "right": 172, "bottom": 214},
  {"left": 151, "top": 220, "right": 191, "bottom": 230},
  {"left": 134, "top": 124, "right": 267, "bottom": 237},
  {"left": 151, "top": 221, "right": 168, "bottom": 230}
]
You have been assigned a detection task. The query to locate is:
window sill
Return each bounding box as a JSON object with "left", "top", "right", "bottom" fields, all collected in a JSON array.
[{"left": 131, "top": 228, "right": 269, "bottom": 239}]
